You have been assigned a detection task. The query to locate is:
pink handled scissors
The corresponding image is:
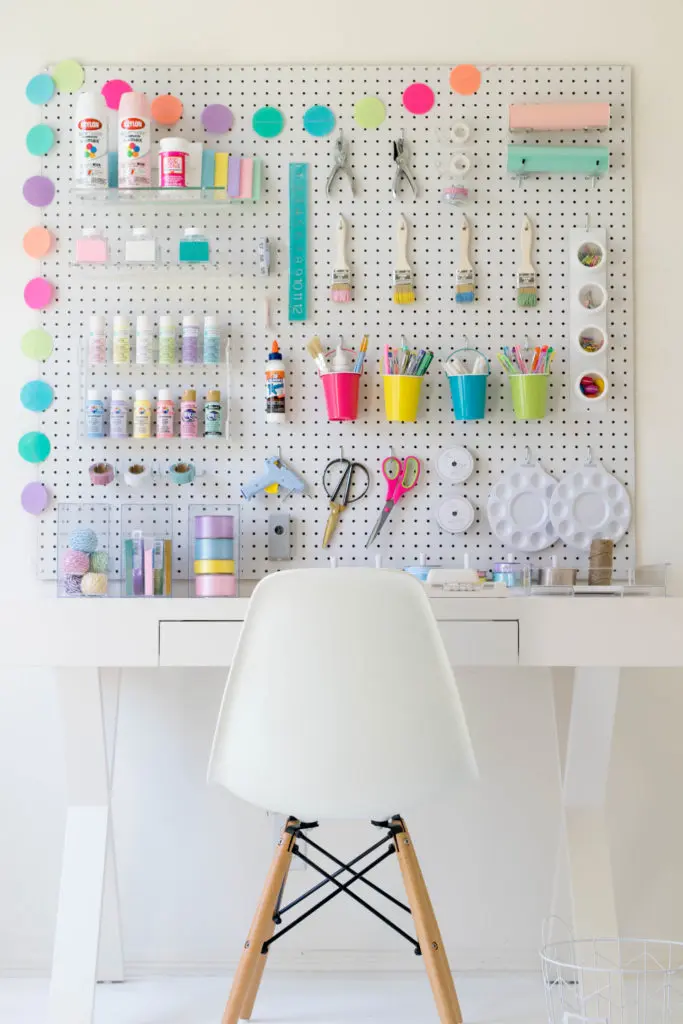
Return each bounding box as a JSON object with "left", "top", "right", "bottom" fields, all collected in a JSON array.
[{"left": 366, "top": 455, "right": 421, "bottom": 547}]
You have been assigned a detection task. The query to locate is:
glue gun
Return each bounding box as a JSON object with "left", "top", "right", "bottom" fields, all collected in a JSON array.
[{"left": 241, "top": 456, "right": 306, "bottom": 500}]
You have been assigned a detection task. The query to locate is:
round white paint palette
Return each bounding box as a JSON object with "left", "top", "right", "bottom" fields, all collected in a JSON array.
[
  {"left": 487, "top": 463, "right": 558, "bottom": 552},
  {"left": 437, "top": 496, "right": 475, "bottom": 533},
  {"left": 549, "top": 465, "right": 631, "bottom": 550}
]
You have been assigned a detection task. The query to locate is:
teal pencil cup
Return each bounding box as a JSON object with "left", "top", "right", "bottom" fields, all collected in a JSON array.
[{"left": 445, "top": 348, "right": 489, "bottom": 421}]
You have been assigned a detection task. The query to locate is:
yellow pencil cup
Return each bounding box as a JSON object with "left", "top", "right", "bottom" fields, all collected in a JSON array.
[
  {"left": 383, "top": 375, "right": 423, "bottom": 422},
  {"left": 509, "top": 373, "right": 549, "bottom": 420}
]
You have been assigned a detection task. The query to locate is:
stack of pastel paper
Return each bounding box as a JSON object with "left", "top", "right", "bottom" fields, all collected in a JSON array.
[
  {"left": 202, "top": 152, "right": 261, "bottom": 200},
  {"left": 194, "top": 515, "right": 236, "bottom": 597}
]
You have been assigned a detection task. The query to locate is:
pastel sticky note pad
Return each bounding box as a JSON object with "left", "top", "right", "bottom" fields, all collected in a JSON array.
[
  {"left": 24, "top": 278, "right": 54, "bottom": 310},
  {"left": 26, "top": 74, "right": 55, "bottom": 105},
  {"left": 201, "top": 149, "right": 215, "bottom": 188},
  {"left": 253, "top": 106, "right": 284, "bottom": 138},
  {"left": 101, "top": 79, "right": 132, "bottom": 110},
  {"left": 151, "top": 94, "right": 183, "bottom": 125},
  {"left": 239, "top": 158, "right": 253, "bottom": 199},
  {"left": 251, "top": 158, "right": 262, "bottom": 201},
  {"left": 227, "top": 156, "right": 241, "bottom": 197},
  {"left": 202, "top": 104, "right": 233, "bottom": 133},
  {"left": 303, "top": 105, "right": 335, "bottom": 137},
  {"left": 214, "top": 153, "right": 229, "bottom": 188},
  {"left": 26, "top": 124, "right": 56, "bottom": 156},
  {"left": 23, "top": 226, "right": 53, "bottom": 258},
  {"left": 18, "top": 431, "right": 51, "bottom": 463},
  {"left": 449, "top": 65, "right": 482, "bottom": 95},
  {"left": 21, "top": 482, "right": 49, "bottom": 515},
  {"left": 354, "top": 96, "right": 386, "bottom": 129},
  {"left": 21, "top": 328, "right": 53, "bottom": 360},
  {"left": 23, "top": 175, "right": 55, "bottom": 207},
  {"left": 403, "top": 83, "right": 435, "bottom": 115},
  {"left": 52, "top": 59, "right": 84, "bottom": 93},
  {"left": 20, "top": 380, "right": 54, "bottom": 412}
]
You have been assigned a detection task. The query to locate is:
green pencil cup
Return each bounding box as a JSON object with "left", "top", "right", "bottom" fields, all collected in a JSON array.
[{"left": 509, "top": 374, "right": 549, "bottom": 420}]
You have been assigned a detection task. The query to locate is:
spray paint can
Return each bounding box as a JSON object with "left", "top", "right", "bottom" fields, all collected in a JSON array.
[
  {"left": 118, "top": 92, "right": 151, "bottom": 188},
  {"left": 74, "top": 92, "right": 109, "bottom": 189}
]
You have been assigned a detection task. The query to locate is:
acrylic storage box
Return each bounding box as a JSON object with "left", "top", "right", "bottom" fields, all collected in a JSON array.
[
  {"left": 57, "top": 502, "right": 111, "bottom": 597},
  {"left": 189, "top": 504, "right": 240, "bottom": 597},
  {"left": 120, "top": 503, "right": 174, "bottom": 597}
]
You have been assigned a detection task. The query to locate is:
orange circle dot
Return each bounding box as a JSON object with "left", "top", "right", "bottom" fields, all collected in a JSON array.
[
  {"left": 151, "top": 94, "right": 183, "bottom": 125},
  {"left": 23, "top": 226, "right": 54, "bottom": 259},
  {"left": 449, "top": 65, "right": 482, "bottom": 96}
]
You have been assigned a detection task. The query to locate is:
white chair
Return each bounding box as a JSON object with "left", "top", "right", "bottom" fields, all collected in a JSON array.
[{"left": 208, "top": 568, "right": 477, "bottom": 1024}]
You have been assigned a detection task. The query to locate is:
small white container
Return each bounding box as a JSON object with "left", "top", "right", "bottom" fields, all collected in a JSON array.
[
  {"left": 575, "top": 370, "right": 609, "bottom": 403},
  {"left": 577, "top": 282, "right": 606, "bottom": 313},
  {"left": 125, "top": 227, "right": 158, "bottom": 264}
]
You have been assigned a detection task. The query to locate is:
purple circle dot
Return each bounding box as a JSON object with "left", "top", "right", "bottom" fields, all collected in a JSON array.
[
  {"left": 23, "top": 175, "right": 55, "bottom": 207},
  {"left": 21, "top": 482, "right": 49, "bottom": 515},
  {"left": 201, "top": 104, "right": 234, "bottom": 134}
]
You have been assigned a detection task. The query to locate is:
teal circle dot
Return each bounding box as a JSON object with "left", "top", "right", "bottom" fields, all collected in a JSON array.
[
  {"left": 18, "top": 431, "right": 51, "bottom": 463},
  {"left": 252, "top": 106, "right": 284, "bottom": 139},
  {"left": 26, "top": 74, "right": 55, "bottom": 105},
  {"left": 20, "top": 380, "right": 54, "bottom": 412},
  {"left": 303, "top": 105, "right": 336, "bottom": 137},
  {"left": 26, "top": 124, "right": 56, "bottom": 157}
]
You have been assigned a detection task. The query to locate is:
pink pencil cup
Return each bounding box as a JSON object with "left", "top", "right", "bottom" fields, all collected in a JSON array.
[{"left": 321, "top": 372, "right": 361, "bottom": 422}]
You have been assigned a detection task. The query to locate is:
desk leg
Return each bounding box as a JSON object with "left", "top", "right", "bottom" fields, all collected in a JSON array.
[
  {"left": 50, "top": 668, "right": 123, "bottom": 1024},
  {"left": 551, "top": 667, "right": 620, "bottom": 939}
]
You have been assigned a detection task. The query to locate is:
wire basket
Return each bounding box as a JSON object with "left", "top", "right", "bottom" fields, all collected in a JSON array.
[{"left": 542, "top": 925, "right": 683, "bottom": 1024}]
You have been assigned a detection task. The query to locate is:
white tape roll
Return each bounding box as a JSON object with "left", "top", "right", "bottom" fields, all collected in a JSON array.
[
  {"left": 124, "top": 463, "right": 150, "bottom": 487},
  {"left": 449, "top": 153, "right": 471, "bottom": 178},
  {"left": 437, "top": 496, "right": 475, "bottom": 534},
  {"left": 436, "top": 446, "right": 474, "bottom": 484}
]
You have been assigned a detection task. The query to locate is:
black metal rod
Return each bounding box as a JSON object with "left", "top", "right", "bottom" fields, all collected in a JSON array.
[
  {"left": 300, "top": 832, "right": 411, "bottom": 915},
  {"left": 277, "top": 833, "right": 391, "bottom": 918}
]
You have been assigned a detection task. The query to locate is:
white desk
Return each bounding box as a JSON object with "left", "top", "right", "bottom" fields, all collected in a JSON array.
[{"left": 4, "top": 594, "right": 681, "bottom": 1024}]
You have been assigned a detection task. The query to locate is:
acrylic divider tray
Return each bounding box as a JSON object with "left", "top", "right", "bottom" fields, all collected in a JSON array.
[
  {"left": 57, "top": 503, "right": 112, "bottom": 597},
  {"left": 121, "top": 503, "right": 174, "bottom": 597}
]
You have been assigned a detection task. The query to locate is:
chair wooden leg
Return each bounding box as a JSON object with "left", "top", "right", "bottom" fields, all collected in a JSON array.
[
  {"left": 238, "top": 874, "right": 289, "bottom": 1020},
  {"left": 222, "top": 818, "right": 299, "bottom": 1024},
  {"left": 393, "top": 816, "right": 463, "bottom": 1024}
]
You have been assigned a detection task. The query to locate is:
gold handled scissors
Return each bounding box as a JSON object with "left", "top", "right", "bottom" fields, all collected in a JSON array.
[{"left": 321, "top": 457, "right": 370, "bottom": 547}]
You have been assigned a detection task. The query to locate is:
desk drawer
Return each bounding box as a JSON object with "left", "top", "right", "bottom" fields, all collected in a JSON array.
[{"left": 160, "top": 618, "right": 519, "bottom": 667}]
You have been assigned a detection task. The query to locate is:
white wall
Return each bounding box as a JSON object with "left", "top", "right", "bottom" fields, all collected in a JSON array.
[{"left": 2, "top": 0, "right": 683, "bottom": 975}]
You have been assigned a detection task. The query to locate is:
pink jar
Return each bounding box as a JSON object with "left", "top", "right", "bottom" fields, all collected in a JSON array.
[{"left": 159, "top": 137, "right": 188, "bottom": 188}]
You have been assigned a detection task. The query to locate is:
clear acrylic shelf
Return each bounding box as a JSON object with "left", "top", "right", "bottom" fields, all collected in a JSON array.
[{"left": 70, "top": 186, "right": 257, "bottom": 206}]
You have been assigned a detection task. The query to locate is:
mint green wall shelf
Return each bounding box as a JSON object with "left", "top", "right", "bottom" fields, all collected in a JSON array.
[{"left": 507, "top": 145, "right": 609, "bottom": 177}]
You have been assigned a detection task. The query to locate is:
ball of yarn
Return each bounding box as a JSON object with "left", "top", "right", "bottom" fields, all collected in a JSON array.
[
  {"left": 90, "top": 550, "right": 108, "bottom": 573},
  {"left": 80, "top": 572, "right": 108, "bottom": 596},
  {"left": 62, "top": 548, "right": 90, "bottom": 575},
  {"left": 63, "top": 573, "right": 84, "bottom": 596},
  {"left": 69, "top": 527, "right": 98, "bottom": 553}
]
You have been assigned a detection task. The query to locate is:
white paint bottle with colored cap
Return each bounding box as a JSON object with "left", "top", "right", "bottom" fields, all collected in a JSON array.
[
  {"left": 74, "top": 92, "right": 109, "bottom": 189},
  {"left": 118, "top": 92, "right": 151, "bottom": 188},
  {"left": 133, "top": 389, "right": 152, "bottom": 439}
]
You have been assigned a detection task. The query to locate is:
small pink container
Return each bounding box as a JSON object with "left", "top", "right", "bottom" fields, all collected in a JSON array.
[
  {"left": 321, "top": 372, "right": 360, "bottom": 422},
  {"left": 195, "top": 574, "right": 236, "bottom": 598},
  {"left": 159, "top": 142, "right": 187, "bottom": 188}
]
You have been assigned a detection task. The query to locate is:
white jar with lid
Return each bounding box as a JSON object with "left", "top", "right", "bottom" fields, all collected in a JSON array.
[
  {"left": 159, "top": 137, "right": 189, "bottom": 188},
  {"left": 125, "top": 227, "right": 158, "bottom": 264}
]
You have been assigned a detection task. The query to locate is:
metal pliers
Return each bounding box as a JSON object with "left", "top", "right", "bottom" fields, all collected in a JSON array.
[
  {"left": 392, "top": 130, "right": 417, "bottom": 199},
  {"left": 326, "top": 131, "right": 354, "bottom": 197}
]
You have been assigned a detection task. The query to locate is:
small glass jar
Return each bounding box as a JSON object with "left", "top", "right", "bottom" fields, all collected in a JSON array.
[
  {"left": 125, "top": 227, "right": 158, "bottom": 264},
  {"left": 75, "top": 228, "right": 108, "bottom": 263},
  {"left": 179, "top": 227, "right": 210, "bottom": 263}
]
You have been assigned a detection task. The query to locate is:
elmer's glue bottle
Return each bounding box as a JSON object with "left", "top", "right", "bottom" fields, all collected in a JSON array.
[
  {"left": 265, "top": 340, "right": 286, "bottom": 424},
  {"left": 118, "top": 92, "right": 151, "bottom": 188}
]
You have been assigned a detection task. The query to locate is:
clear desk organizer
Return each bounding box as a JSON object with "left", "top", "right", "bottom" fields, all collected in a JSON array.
[
  {"left": 120, "top": 503, "right": 174, "bottom": 597},
  {"left": 57, "top": 503, "right": 112, "bottom": 598},
  {"left": 189, "top": 504, "right": 240, "bottom": 597}
]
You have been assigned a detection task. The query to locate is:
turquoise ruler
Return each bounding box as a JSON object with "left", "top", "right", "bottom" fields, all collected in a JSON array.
[{"left": 288, "top": 163, "right": 309, "bottom": 321}]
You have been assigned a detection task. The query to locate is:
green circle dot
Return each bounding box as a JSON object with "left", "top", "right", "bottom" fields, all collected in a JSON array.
[
  {"left": 21, "top": 328, "right": 53, "bottom": 361},
  {"left": 26, "top": 74, "right": 55, "bottom": 105},
  {"left": 52, "top": 59, "right": 84, "bottom": 93},
  {"left": 354, "top": 96, "right": 386, "bottom": 129},
  {"left": 303, "top": 105, "right": 336, "bottom": 137},
  {"left": 18, "top": 431, "right": 51, "bottom": 463},
  {"left": 252, "top": 106, "right": 284, "bottom": 139},
  {"left": 26, "top": 124, "right": 56, "bottom": 157},
  {"left": 21, "top": 380, "right": 54, "bottom": 412}
]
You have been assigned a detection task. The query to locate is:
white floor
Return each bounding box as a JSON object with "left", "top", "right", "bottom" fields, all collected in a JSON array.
[{"left": 0, "top": 972, "right": 547, "bottom": 1023}]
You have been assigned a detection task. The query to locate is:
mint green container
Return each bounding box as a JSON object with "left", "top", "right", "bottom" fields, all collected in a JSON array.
[
  {"left": 509, "top": 374, "right": 549, "bottom": 420},
  {"left": 507, "top": 145, "right": 609, "bottom": 177},
  {"left": 179, "top": 228, "right": 210, "bottom": 263}
]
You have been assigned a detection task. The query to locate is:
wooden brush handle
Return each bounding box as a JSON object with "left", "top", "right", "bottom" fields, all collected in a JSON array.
[{"left": 520, "top": 214, "right": 534, "bottom": 273}]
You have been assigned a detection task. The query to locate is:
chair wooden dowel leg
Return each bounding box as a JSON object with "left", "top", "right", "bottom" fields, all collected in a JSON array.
[
  {"left": 393, "top": 817, "right": 462, "bottom": 1024},
  {"left": 239, "top": 872, "right": 290, "bottom": 1021},
  {"left": 222, "top": 818, "right": 298, "bottom": 1024}
]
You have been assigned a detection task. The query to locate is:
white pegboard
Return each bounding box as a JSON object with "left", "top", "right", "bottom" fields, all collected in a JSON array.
[{"left": 34, "top": 63, "right": 634, "bottom": 579}]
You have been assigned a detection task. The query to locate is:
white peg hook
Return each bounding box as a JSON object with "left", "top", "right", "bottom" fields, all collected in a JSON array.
[
  {"left": 523, "top": 445, "right": 532, "bottom": 466},
  {"left": 585, "top": 446, "right": 594, "bottom": 466}
]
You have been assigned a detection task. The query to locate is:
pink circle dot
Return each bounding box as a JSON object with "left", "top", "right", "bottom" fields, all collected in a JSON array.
[
  {"left": 101, "top": 78, "right": 132, "bottom": 110},
  {"left": 402, "top": 82, "right": 435, "bottom": 115},
  {"left": 24, "top": 277, "right": 54, "bottom": 310}
]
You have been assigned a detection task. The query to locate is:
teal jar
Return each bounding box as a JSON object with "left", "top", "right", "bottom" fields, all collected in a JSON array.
[{"left": 179, "top": 227, "right": 210, "bottom": 263}]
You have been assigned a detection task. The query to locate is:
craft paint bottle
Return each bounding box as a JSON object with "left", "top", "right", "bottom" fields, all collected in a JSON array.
[
  {"left": 74, "top": 91, "right": 109, "bottom": 189},
  {"left": 118, "top": 92, "right": 151, "bottom": 188},
  {"left": 110, "top": 389, "right": 128, "bottom": 439},
  {"left": 112, "top": 316, "right": 131, "bottom": 364},
  {"left": 265, "top": 340, "right": 286, "bottom": 424},
  {"left": 204, "top": 389, "right": 223, "bottom": 436},
  {"left": 180, "top": 388, "right": 198, "bottom": 438},
  {"left": 158, "top": 315, "right": 176, "bottom": 364},
  {"left": 88, "top": 315, "right": 107, "bottom": 364},
  {"left": 133, "top": 389, "right": 152, "bottom": 439},
  {"left": 203, "top": 315, "right": 220, "bottom": 364},
  {"left": 86, "top": 389, "right": 105, "bottom": 438},
  {"left": 182, "top": 315, "right": 200, "bottom": 364},
  {"left": 156, "top": 389, "right": 175, "bottom": 439},
  {"left": 135, "top": 314, "right": 154, "bottom": 364}
]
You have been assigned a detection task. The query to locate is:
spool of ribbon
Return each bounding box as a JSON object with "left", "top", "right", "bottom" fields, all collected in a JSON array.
[
  {"left": 89, "top": 462, "right": 114, "bottom": 485},
  {"left": 124, "top": 463, "right": 150, "bottom": 487},
  {"left": 168, "top": 461, "right": 196, "bottom": 485}
]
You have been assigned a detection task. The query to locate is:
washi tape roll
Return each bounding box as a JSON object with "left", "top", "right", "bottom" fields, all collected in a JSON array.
[
  {"left": 194, "top": 559, "right": 235, "bottom": 575},
  {"left": 169, "top": 461, "right": 196, "bottom": 485},
  {"left": 195, "top": 514, "right": 234, "bottom": 539},
  {"left": 89, "top": 462, "right": 114, "bottom": 485},
  {"left": 124, "top": 463, "right": 150, "bottom": 487},
  {"left": 195, "top": 574, "right": 237, "bottom": 598},
  {"left": 194, "top": 537, "right": 234, "bottom": 561}
]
